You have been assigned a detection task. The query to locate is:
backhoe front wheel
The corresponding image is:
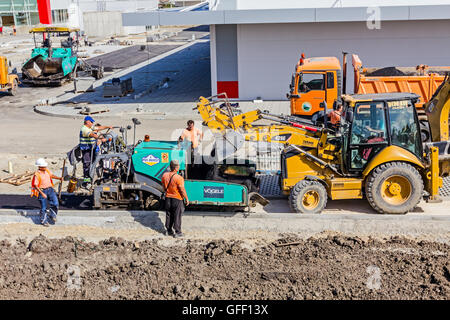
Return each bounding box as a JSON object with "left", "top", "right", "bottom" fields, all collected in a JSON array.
[
  {"left": 365, "top": 162, "right": 423, "bottom": 214},
  {"left": 289, "top": 180, "right": 327, "bottom": 214}
]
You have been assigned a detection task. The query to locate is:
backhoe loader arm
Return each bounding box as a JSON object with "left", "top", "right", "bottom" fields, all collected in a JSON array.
[
  {"left": 425, "top": 74, "right": 450, "bottom": 142},
  {"left": 195, "top": 96, "right": 263, "bottom": 132},
  {"left": 194, "top": 95, "right": 336, "bottom": 160}
]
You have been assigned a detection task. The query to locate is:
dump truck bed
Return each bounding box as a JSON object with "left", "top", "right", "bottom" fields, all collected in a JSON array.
[{"left": 353, "top": 54, "right": 450, "bottom": 110}]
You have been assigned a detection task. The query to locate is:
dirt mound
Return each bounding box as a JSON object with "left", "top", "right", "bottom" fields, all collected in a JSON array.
[
  {"left": 366, "top": 67, "right": 406, "bottom": 76},
  {"left": 0, "top": 235, "right": 448, "bottom": 299}
]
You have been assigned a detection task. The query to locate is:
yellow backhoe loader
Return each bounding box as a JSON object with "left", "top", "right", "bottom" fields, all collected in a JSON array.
[
  {"left": 195, "top": 74, "right": 450, "bottom": 214},
  {"left": 0, "top": 56, "right": 19, "bottom": 96}
]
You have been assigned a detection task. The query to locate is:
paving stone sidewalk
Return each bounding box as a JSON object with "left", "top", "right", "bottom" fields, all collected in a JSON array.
[{"left": 34, "top": 38, "right": 290, "bottom": 120}]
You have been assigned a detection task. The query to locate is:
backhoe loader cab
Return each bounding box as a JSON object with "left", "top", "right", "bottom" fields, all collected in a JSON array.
[
  {"left": 283, "top": 92, "right": 443, "bottom": 215},
  {"left": 339, "top": 93, "right": 423, "bottom": 172}
]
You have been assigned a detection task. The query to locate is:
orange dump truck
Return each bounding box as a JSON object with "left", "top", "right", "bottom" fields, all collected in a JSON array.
[{"left": 288, "top": 53, "right": 450, "bottom": 119}]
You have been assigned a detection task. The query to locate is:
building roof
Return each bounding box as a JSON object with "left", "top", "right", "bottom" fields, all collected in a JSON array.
[{"left": 123, "top": 4, "right": 450, "bottom": 26}]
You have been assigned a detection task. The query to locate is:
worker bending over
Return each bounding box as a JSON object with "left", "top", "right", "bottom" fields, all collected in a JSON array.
[
  {"left": 31, "top": 158, "right": 63, "bottom": 227},
  {"left": 79, "top": 116, "right": 112, "bottom": 187},
  {"left": 161, "top": 160, "right": 189, "bottom": 238}
]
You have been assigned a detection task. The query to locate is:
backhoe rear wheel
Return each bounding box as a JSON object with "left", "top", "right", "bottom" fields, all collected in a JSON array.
[
  {"left": 289, "top": 180, "right": 327, "bottom": 214},
  {"left": 365, "top": 162, "right": 423, "bottom": 214}
]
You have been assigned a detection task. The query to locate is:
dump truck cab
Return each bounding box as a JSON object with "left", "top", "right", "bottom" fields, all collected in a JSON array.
[{"left": 288, "top": 56, "right": 341, "bottom": 118}]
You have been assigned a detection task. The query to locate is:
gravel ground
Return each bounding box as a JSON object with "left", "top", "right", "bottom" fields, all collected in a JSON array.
[{"left": 0, "top": 234, "right": 448, "bottom": 300}]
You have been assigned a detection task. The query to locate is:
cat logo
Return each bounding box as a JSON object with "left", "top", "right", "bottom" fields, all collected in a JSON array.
[
  {"left": 161, "top": 153, "right": 169, "bottom": 163},
  {"left": 272, "top": 134, "right": 292, "bottom": 142},
  {"left": 142, "top": 155, "right": 160, "bottom": 166}
]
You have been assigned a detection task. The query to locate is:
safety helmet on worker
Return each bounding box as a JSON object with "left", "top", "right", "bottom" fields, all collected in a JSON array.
[
  {"left": 84, "top": 116, "right": 95, "bottom": 123},
  {"left": 35, "top": 158, "right": 48, "bottom": 167}
]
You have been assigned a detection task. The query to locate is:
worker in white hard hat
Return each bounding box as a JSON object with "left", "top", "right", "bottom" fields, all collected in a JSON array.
[{"left": 31, "top": 158, "right": 63, "bottom": 227}]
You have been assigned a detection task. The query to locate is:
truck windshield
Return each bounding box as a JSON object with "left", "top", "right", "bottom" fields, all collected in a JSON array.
[
  {"left": 387, "top": 100, "right": 421, "bottom": 157},
  {"left": 298, "top": 73, "right": 324, "bottom": 93}
]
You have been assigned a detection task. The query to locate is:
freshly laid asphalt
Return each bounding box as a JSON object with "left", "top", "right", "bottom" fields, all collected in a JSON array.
[{"left": 0, "top": 194, "right": 92, "bottom": 211}]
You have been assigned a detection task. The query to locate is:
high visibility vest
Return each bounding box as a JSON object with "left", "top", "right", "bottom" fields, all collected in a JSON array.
[
  {"left": 330, "top": 110, "right": 341, "bottom": 125},
  {"left": 30, "top": 169, "right": 54, "bottom": 198},
  {"left": 79, "top": 125, "right": 96, "bottom": 149}
]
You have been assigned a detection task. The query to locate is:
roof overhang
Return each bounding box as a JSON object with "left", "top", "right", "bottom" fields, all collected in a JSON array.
[{"left": 123, "top": 5, "right": 450, "bottom": 26}]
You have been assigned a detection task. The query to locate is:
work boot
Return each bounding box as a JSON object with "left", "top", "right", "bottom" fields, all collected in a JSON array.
[
  {"left": 40, "top": 210, "right": 49, "bottom": 227},
  {"left": 165, "top": 229, "right": 174, "bottom": 237},
  {"left": 173, "top": 232, "right": 183, "bottom": 238},
  {"left": 48, "top": 209, "right": 57, "bottom": 223}
]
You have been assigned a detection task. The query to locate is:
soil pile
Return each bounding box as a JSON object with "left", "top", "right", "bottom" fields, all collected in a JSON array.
[{"left": 0, "top": 235, "right": 448, "bottom": 299}]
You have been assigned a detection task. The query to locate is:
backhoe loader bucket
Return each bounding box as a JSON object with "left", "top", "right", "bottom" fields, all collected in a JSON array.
[{"left": 213, "top": 130, "right": 245, "bottom": 162}]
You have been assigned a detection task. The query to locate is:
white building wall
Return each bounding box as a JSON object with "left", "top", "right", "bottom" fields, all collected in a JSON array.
[
  {"left": 66, "top": 0, "right": 157, "bottom": 34},
  {"left": 210, "top": 24, "right": 217, "bottom": 96},
  {"left": 236, "top": 20, "right": 450, "bottom": 100},
  {"left": 51, "top": 0, "right": 72, "bottom": 10}
]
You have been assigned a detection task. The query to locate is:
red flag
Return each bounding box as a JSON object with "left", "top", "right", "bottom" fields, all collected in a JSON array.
[{"left": 37, "top": 0, "right": 52, "bottom": 24}]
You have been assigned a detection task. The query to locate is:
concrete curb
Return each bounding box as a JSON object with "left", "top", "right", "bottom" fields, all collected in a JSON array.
[
  {"left": 0, "top": 209, "right": 448, "bottom": 241},
  {"left": 33, "top": 105, "right": 202, "bottom": 120},
  {"left": 0, "top": 208, "right": 449, "bottom": 220}
]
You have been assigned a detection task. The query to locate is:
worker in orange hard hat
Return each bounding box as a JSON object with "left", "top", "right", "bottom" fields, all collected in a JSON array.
[{"left": 31, "top": 158, "right": 63, "bottom": 227}]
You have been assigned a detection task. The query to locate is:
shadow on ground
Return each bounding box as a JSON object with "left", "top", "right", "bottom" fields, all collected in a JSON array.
[{"left": 130, "top": 211, "right": 166, "bottom": 234}]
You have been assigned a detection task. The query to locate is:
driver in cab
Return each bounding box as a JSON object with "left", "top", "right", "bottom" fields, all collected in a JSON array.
[{"left": 79, "top": 116, "right": 113, "bottom": 187}]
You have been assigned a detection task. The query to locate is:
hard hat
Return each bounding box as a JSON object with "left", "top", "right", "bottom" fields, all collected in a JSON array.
[
  {"left": 84, "top": 116, "right": 95, "bottom": 123},
  {"left": 35, "top": 158, "right": 48, "bottom": 167}
]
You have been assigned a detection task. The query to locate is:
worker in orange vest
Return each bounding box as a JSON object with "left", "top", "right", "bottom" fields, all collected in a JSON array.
[
  {"left": 31, "top": 158, "right": 63, "bottom": 227},
  {"left": 330, "top": 102, "right": 343, "bottom": 128}
]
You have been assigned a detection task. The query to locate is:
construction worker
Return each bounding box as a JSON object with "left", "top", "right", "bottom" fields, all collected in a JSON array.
[
  {"left": 179, "top": 120, "right": 203, "bottom": 150},
  {"left": 330, "top": 102, "right": 343, "bottom": 127},
  {"left": 79, "top": 116, "right": 112, "bottom": 187},
  {"left": 31, "top": 158, "right": 62, "bottom": 227},
  {"left": 161, "top": 160, "right": 189, "bottom": 238}
]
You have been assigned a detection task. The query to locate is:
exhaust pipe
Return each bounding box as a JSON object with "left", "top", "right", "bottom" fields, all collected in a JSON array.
[{"left": 342, "top": 52, "right": 348, "bottom": 95}]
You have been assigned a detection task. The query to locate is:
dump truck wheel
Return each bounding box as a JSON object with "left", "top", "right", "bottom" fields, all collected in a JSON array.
[
  {"left": 289, "top": 180, "right": 327, "bottom": 214},
  {"left": 365, "top": 162, "right": 423, "bottom": 214}
]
